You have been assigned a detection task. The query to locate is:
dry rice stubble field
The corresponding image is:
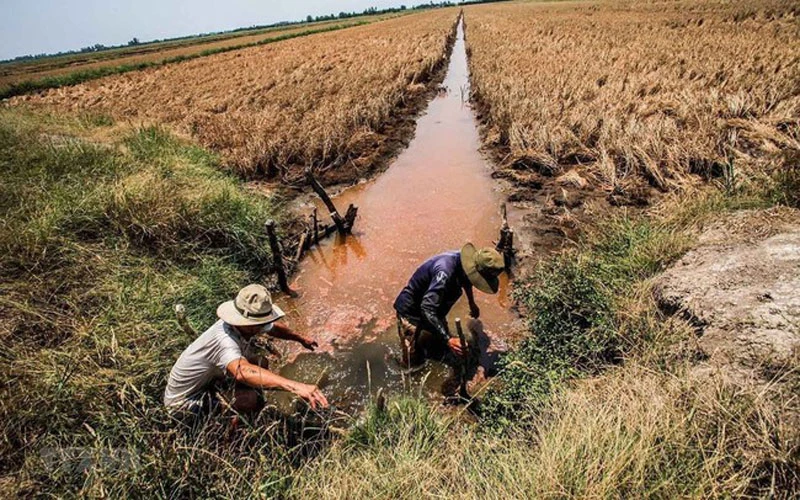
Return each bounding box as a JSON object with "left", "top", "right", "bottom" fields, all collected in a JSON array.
[
  {"left": 0, "top": 17, "right": 377, "bottom": 88},
  {"left": 14, "top": 10, "right": 459, "bottom": 185},
  {"left": 465, "top": 0, "right": 800, "bottom": 244},
  {"left": 2, "top": 2, "right": 800, "bottom": 496}
]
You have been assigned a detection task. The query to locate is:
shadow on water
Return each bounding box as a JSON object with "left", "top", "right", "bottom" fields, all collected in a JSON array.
[{"left": 267, "top": 17, "right": 523, "bottom": 415}]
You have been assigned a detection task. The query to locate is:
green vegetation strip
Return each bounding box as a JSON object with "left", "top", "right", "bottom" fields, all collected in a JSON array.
[{"left": 0, "top": 21, "right": 367, "bottom": 100}]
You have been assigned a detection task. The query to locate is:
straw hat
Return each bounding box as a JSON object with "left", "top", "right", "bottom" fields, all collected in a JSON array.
[
  {"left": 217, "top": 284, "right": 285, "bottom": 327},
  {"left": 460, "top": 243, "right": 505, "bottom": 294}
]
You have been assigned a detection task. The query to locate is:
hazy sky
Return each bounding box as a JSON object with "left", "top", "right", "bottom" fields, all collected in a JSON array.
[{"left": 0, "top": 1, "right": 426, "bottom": 60}]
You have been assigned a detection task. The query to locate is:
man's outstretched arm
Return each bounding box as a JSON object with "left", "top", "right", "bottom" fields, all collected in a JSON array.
[
  {"left": 266, "top": 323, "right": 318, "bottom": 351},
  {"left": 226, "top": 358, "right": 328, "bottom": 408}
]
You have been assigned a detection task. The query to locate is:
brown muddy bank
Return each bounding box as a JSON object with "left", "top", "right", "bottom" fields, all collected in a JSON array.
[
  {"left": 290, "top": 17, "right": 460, "bottom": 189},
  {"left": 461, "top": 0, "right": 799, "bottom": 257},
  {"left": 462, "top": 17, "right": 656, "bottom": 257}
]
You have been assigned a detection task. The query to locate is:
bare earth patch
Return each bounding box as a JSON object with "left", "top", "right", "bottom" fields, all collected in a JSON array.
[{"left": 656, "top": 207, "right": 800, "bottom": 379}]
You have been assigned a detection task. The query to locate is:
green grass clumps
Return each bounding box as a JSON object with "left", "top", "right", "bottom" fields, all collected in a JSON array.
[
  {"left": 481, "top": 216, "right": 690, "bottom": 426},
  {"left": 347, "top": 398, "right": 444, "bottom": 452},
  {"left": 480, "top": 256, "right": 616, "bottom": 426},
  {"left": 111, "top": 126, "right": 274, "bottom": 267},
  {"left": 0, "top": 109, "right": 286, "bottom": 495},
  {"left": 1, "top": 117, "right": 273, "bottom": 270}
]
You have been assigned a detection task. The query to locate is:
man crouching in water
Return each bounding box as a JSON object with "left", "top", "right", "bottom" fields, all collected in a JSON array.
[
  {"left": 393, "top": 242, "right": 505, "bottom": 367},
  {"left": 164, "top": 284, "right": 328, "bottom": 418}
]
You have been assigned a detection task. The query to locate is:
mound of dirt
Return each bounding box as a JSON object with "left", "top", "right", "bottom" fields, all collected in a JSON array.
[{"left": 655, "top": 207, "right": 800, "bottom": 379}]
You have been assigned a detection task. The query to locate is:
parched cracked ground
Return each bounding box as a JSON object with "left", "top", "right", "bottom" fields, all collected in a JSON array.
[{"left": 656, "top": 207, "right": 800, "bottom": 380}]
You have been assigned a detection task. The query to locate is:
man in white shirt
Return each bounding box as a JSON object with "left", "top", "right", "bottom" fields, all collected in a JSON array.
[{"left": 164, "top": 284, "right": 328, "bottom": 416}]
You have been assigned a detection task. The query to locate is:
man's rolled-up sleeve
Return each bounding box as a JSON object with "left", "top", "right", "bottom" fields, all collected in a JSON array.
[{"left": 215, "top": 334, "right": 244, "bottom": 372}]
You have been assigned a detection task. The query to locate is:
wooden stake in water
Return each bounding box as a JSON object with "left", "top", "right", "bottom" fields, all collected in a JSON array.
[
  {"left": 295, "top": 231, "right": 307, "bottom": 262},
  {"left": 496, "top": 202, "right": 514, "bottom": 269},
  {"left": 265, "top": 220, "right": 297, "bottom": 297},
  {"left": 312, "top": 207, "right": 319, "bottom": 244},
  {"left": 455, "top": 318, "right": 469, "bottom": 401},
  {"left": 305, "top": 168, "right": 358, "bottom": 236},
  {"left": 305, "top": 168, "right": 348, "bottom": 234}
]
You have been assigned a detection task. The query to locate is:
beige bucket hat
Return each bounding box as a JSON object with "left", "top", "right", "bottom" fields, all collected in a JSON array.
[
  {"left": 217, "top": 284, "right": 285, "bottom": 327},
  {"left": 460, "top": 243, "right": 505, "bottom": 294}
]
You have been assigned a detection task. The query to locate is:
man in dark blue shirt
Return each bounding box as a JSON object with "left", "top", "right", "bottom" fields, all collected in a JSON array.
[{"left": 393, "top": 242, "right": 505, "bottom": 366}]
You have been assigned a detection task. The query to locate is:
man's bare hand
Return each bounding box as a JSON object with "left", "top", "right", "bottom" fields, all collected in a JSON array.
[
  {"left": 300, "top": 337, "right": 319, "bottom": 351},
  {"left": 447, "top": 338, "right": 466, "bottom": 357},
  {"left": 469, "top": 302, "right": 480, "bottom": 319},
  {"left": 291, "top": 382, "right": 329, "bottom": 409}
]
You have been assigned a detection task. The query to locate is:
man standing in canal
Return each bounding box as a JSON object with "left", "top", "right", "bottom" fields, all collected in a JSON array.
[
  {"left": 393, "top": 243, "right": 505, "bottom": 367},
  {"left": 164, "top": 284, "right": 328, "bottom": 419}
]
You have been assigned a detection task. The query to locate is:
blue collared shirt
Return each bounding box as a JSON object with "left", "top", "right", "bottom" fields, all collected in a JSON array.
[{"left": 393, "top": 251, "right": 466, "bottom": 341}]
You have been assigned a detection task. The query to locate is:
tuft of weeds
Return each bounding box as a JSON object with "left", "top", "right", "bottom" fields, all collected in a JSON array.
[
  {"left": 347, "top": 397, "right": 444, "bottom": 453},
  {"left": 481, "top": 212, "right": 692, "bottom": 426},
  {"left": 479, "top": 255, "right": 617, "bottom": 427},
  {"left": 291, "top": 397, "right": 459, "bottom": 498},
  {"left": 771, "top": 152, "right": 800, "bottom": 208}
]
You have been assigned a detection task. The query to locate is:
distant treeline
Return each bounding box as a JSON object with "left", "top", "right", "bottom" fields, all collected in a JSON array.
[
  {"left": 2, "top": 0, "right": 509, "bottom": 64},
  {"left": 304, "top": 0, "right": 506, "bottom": 23}
]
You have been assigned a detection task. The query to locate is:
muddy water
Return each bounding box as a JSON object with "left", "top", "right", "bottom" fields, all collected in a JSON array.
[{"left": 268, "top": 19, "right": 524, "bottom": 414}]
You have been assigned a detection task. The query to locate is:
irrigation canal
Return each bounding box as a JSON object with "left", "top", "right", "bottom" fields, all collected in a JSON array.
[{"left": 268, "top": 18, "right": 525, "bottom": 414}]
